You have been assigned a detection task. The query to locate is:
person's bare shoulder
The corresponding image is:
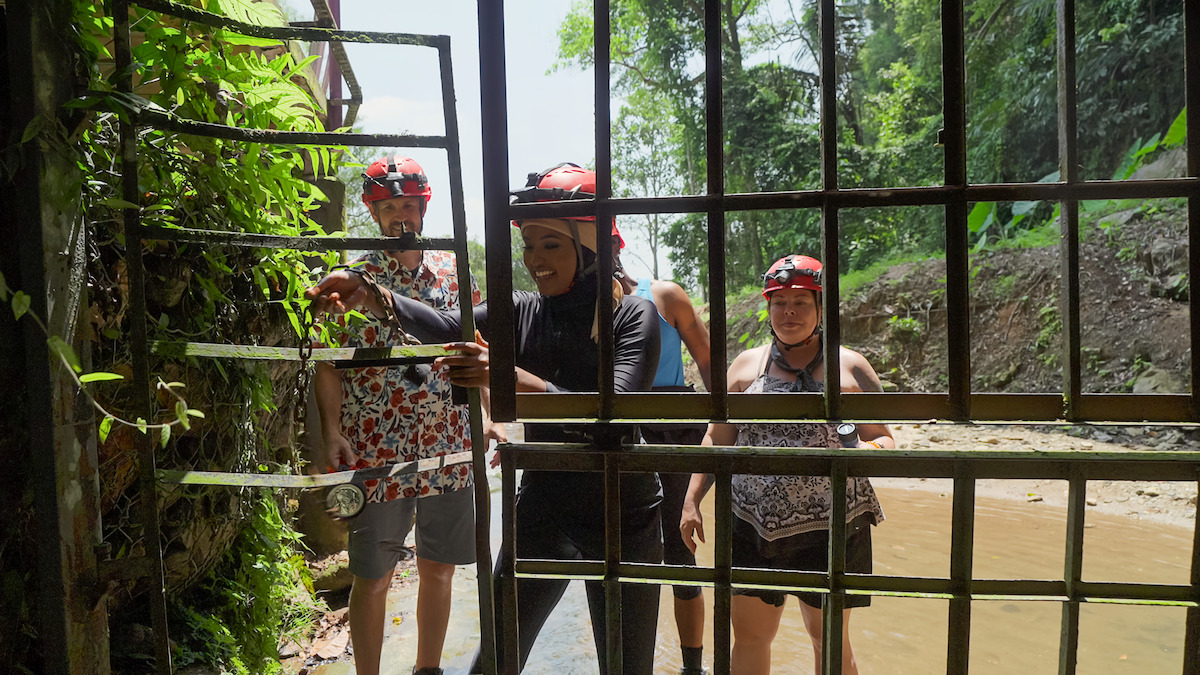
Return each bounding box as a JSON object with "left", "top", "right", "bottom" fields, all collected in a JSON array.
[
  {"left": 727, "top": 345, "right": 767, "bottom": 392},
  {"left": 650, "top": 280, "right": 696, "bottom": 324},
  {"left": 839, "top": 346, "right": 883, "bottom": 393}
]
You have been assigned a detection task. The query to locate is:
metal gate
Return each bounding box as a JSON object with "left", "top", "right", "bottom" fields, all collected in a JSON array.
[{"left": 475, "top": 0, "right": 1200, "bottom": 673}]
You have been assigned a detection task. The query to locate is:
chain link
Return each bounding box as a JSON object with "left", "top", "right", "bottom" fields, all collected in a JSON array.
[{"left": 292, "top": 304, "right": 314, "bottom": 449}]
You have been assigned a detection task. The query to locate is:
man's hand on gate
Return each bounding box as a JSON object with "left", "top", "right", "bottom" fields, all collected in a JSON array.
[{"left": 305, "top": 270, "right": 386, "bottom": 317}]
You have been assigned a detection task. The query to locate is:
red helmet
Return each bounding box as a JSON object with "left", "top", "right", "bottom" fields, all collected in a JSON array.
[
  {"left": 362, "top": 156, "right": 432, "bottom": 213},
  {"left": 762, "top": 254, "right": 822, "bottom": 299},
  {"left": 510, "top": 162, "right": 624, "bottom": 248}
]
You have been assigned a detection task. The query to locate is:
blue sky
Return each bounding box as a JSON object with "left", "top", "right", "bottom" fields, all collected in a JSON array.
[{"left": 314, "top": 0, "right": 681, "bottom": 277}]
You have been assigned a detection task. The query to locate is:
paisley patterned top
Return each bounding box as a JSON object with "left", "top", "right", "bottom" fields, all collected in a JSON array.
[
  {"left": 333, "top": 249, "right": 481, "bottom": 503},
  {"left": 731, "top": 372, "right": 884, "bottom": 543}
]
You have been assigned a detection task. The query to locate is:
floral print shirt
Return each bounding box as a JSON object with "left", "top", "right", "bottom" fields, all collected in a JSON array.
[{"left": 334, "top": 249, "right": 480, "bottom": 502}]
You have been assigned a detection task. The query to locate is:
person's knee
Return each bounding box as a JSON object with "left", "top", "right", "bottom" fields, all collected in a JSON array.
[
  {"left": 416, "top": 557, "right": 456, "bottom": 586},
  {"left": 352, "top": 572, "right": 394, "bottom": 597}
]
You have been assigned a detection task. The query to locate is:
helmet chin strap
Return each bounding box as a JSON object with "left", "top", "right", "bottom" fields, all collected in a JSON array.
[{"left": 771, "top": 327, "right": 820, "bottom": 351}]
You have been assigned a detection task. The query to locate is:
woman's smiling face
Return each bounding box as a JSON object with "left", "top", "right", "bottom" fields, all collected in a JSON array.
[
  {"left": 768, "top": 287, "right": 821, "bottom": 342},
  {"left": 522, "top": 222, "right": 578, "bottom": 296}
]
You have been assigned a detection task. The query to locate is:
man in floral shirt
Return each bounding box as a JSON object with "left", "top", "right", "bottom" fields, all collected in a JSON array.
[{"left": 315, "top": 156, "right": 480, "bottom": 675}]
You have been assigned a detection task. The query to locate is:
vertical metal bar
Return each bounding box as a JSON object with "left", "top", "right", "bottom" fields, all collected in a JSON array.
[
  {"left": 703, "top": 0, "right": 727, "bottom": 421},
  {"left": 823, "top": 459, "right": 848, "bottom": 675},
  {"left": 325, "top": 0, "right": 342, "bottom": 131},
  {"left": 595, "top": 0, "right": 615, "bottom": 420},
  {"left": 818, "top": 0, "right": 841, "bottom": 421},
  {"left": 1057, "top": 0, "right": 1082, "bottom": 419},
  {"left": 113, "top": 2, "right": 172, "bottom": 671},
  {"left": 946, "top": 460, "right": 975, "bottom": 675},
  {"left": 942, "top": 0, "right": 971, "bottom": 421},
  {"left": 1057, "top": 468, "right": 1086, "bottom": 675},
  {"left": 1184, "top": 473, "right": 1200, "bottom": 675},
  {"left": 500, "top": 446, "right": 519, "bottom": 674},
  {"left": 713, "top": 461, "right": 733, "bottom": 675},
  {"left": 1185, "top": 0, "right": 1200, "bottom": 420},
  {"left": 603, "top": 443, "right": 623, "bottom": 675},
  {"left": 436, "top": 38, "right": 497, "bottom": 673},
  {"left": 477, "top": 0, "right": 515, "bottom": 422}
]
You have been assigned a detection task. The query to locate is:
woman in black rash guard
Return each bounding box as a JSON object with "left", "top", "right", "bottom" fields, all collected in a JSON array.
[{"left": 307, "top": 163, "right": 664, "bottom": 674}]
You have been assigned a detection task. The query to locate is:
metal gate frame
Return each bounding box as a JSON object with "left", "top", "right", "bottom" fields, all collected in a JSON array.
[
  {"left": 476, "top": 0, "right": 1200, "bottom": 673},
  {"left": 105, "top": 1, "right": 498, "bottom": 672}
]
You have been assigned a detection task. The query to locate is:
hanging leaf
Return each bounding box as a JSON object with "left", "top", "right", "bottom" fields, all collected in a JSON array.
[
  {"left": 11, "top": 291, "right": 31, "bottom": 321},
  {"left": 160, "top": 423, "right": 171, "bottom": 448},
  {"left": 80, "top": 371, "right": 125, "bottom": 384},
  {"left": 98, "top": 416, "right": 114, "bottom": 444},
  {"left": 47, "top": 336, "right": 82, "bottom": 373},
  {"left": 176, "top": 401, "right": 191, "bottom": 431}
]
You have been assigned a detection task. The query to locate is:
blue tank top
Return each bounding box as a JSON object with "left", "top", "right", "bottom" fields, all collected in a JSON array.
[{"left": 636, "top": 278, "right": 686, "bottom": 387}]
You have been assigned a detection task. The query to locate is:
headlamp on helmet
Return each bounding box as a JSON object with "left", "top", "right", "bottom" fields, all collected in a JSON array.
[
  {"left": 762, "top": 254, "right": 823, "bottom": 299},
  {"left": 509, "top": 162, "right": 624, "bottom": 248},
  {"left": 361, "top": 156, "right": 432, "bottom": 214}
]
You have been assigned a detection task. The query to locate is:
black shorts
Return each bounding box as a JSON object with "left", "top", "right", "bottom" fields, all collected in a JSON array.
[{"left": 731, "top": 526, "right": 873, "bottom": 609}]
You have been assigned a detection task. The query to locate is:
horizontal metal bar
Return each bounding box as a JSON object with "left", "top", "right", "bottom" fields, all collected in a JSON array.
[
  {"left": 158, "top": 450, "right": 472, "bottom": 488},
  {"left": 151, "top": 341, "right": 453, "bottom": 362},
  {"left": 513, "top": 392, "right": 1198, "bottom": 423},
  {"left": 138, "top": 108, "right": 447, "bottom": 148},
  {"left": 133, "top": 0, "right": 445, "bottom": 46},
  {"left": 500, "top": 444, "right": 1200, "bottom": 481},
  {"left": 507, "top": 559, "right": 1197, "bottom": 606},
  {"left": 507, "top": 179, "right": 1199, "bottom": 221},
  {"left": 141, "top": 225, "right": 457, "bottom": 252}
]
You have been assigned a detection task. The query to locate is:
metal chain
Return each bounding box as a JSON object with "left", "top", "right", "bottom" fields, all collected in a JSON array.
[{"left": 292, "top": 304, "right": 314, "bottom": 450}]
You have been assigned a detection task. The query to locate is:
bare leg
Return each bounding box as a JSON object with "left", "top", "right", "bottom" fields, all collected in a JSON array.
[
  {"left": 414, "top": 556, "right": 456, "bottom": 670},
  {"left": 798, "top": 603, "right": 858, "bottom": 675},
  {"left": 349, "top": 571, "right": 395, "bottom": 675},
  {"left": 730, "top": 595, "right": 785, "bottom": 675},
  {"left": 675, "top": 593, "right": 707, "bottom": 648}
]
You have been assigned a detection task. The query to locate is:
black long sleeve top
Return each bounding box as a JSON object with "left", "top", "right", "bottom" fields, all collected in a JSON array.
[{"left": 386, "top": 273, "right": 663, "bottom": 535}]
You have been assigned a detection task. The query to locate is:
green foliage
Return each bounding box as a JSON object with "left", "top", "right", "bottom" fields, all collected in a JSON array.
[
  {"left": 556, "top": 0, "right": 1185, "bottom": 293},
  {"left": 171, "top": 492, "right": 320, "bottom": 674},
  {"left": 887, "top": 315, "right": 924, "bottom": 342},
  {"left": 1035, "top": 305, "right": 1062, "bottom": 368}
]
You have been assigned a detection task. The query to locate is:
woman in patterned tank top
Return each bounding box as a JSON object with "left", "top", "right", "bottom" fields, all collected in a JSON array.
[{"left": 680, "top": 255, "right": 894, "bottom": 675}]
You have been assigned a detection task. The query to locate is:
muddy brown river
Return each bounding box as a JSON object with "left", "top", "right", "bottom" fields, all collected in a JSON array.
[{"left": 312, "top": 477, "right": 1194, "bottom": 674}]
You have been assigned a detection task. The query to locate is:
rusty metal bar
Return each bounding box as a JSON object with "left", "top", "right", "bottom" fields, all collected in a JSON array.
[
  {"left": 141, "top": 225, "right": 459, "bottom": 252},
  {"left": 704, "top": 0, "right": 728, "bottom": 421},
  {"left": 436, "top": 33, "right": 498, "bottom": 674},
  {"left": 478, "top": 0, "right": 515, "bottom": 423},
  {"left": 1058, "top": 467, "right": 1086, "bottom": 675},
  {"left": 113, "top": 0, "right": 172, "bottom": 671},
  {"left": 150, "top": 341, "right": 452, "bottom": 363},
  {"left": 133, "top": 0, "right": 438, "bottom": 45},
  {"left": 1187, "top": 0, "right": 1200, "bottom": 429},
  {"left": 603, "top": 441, "right": 624, "bottom": 675},
  {"left": 823, "top": 458, "right": 847, "bottom": 674},
  {"left": 1057, "top": 0, "right": 1082, "bottom": 421},
  {"left": 1186, "top": 472, "right": 1200, "bottom": 674},
  {"left": 595, "top": 0, "right": 616, "bottom": 424},
  {"left": 511, "top": 391, "right": 1197, "bottom": 423},
  {"left": 499, "top": 444, "right": 519, "bottom": 674},
  {"left": 713, "top": 458, "right": 733, "bottom": 675},
  {"left": 946, "top": 460, "right": 975, "bottom": 675},
  {"left": 818, "top": 0, "right": 842, "bottom": 424},
  {"left": 943, "top": 0, "right": 971, "bottom": 423},
  {"left": 135, "top": 108, "right": 447, "bottom": 148},
  {"left": 501, "top": 179, "right": 1199, "bottom": 220}
]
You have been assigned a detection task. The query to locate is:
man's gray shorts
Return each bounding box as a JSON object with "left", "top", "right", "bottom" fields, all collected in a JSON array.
[{"left": 347, "top": 486, "right": 477, "bottom": 579}]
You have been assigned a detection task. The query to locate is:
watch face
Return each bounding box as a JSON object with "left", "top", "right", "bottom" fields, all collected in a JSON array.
[{"left": 326, "top": 483, "right": 366, "bottom": 518}]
